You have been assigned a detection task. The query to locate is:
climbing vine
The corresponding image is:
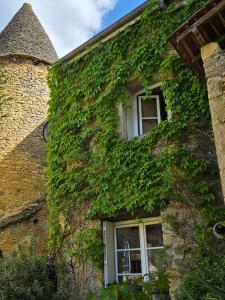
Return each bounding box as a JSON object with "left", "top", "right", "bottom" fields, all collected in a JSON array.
[
  {"left": 47, "top": 0, "right": 224, "bottom": 275},
  {"left": 71, "top": 228, "right": 103, "bottom": 269}
]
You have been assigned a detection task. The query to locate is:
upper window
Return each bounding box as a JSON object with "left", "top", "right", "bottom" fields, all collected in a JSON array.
[
  {"left": 103, "top": 217, "right": 164, "bottom": 285},
  {"left": 122, "top": 83, "right": 168, "bottom": 138},
  {"left": 137, "top": 95, "right": 161, "bottom": 135}
]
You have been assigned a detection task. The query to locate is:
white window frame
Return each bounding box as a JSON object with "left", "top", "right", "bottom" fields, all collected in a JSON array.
[
  {"left": 132, "top": 83, "right": 163, "bottom": 137},
  {"left": 124, "top": 82, "right": 171, "bottom": 138},
  {"left": 138, "top": 95, "right": 161, "bottom": 136},
  {"left": 113, "top": 217, "right": 163, "bottom": 282}
]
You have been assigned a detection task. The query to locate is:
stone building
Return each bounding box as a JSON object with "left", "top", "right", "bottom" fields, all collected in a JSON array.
[
  {"left": 170, "top": 0, "right": 225, "bottom": 202},
  {"left": 47, "top": 1, "right": 223, "bottom": 299},
  {"left": 1, "top": 1, "right": 225, "bottom": 299},
  {"left": 0, "top": 3, "right": 57, "bottom": 255}
]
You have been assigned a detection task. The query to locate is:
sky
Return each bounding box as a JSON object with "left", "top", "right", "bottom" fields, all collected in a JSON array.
[{"left": 0, "top": 0, "right": 146, "bottom": 58}]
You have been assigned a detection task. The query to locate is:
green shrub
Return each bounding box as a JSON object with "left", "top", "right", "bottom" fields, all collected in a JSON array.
[
  {"left": 86, "top": 270, "right": 170, "bottom": 300},
  {"left": 0, "top": 240, "right": 68, "bottom": 300},
  {"left": 177, "top": 244, "right": 225, "bottom": 300}
]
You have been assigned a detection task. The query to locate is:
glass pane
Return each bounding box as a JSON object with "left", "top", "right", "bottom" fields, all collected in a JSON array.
[
  {"left": 118, "top": 275, "right": 141, "bottom": 283},
  {"left": 116, "top": 226, "right": 140, "bottom": 249},
  {"left": 142, "top": 119, "right": 158, "bottom": 134},
  {"left": 147, "top": 249, "right": 162, "bottom": 273},
  {"left": 117, "top": 250, "right": 142, "bottom": 274},
  {"left": 141, "top": 98, "right": 157, "bottom": 118},
  {"left": 146, "top": 224, "right": 163, "bottom": 248}
]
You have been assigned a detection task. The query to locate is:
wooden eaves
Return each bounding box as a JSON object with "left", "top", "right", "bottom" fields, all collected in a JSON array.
[{"left": 169, "top": 0, "right": 225, "bottom": 73}]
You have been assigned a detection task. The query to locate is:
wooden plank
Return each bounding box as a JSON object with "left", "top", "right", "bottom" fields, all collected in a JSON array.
[
  {"left": 180, "top": 40, "right": 195, "bottom": 61},
  {"left": 209, "top": 19, "right": 220, "bottom": 36},
  {"left": 192, "top": 27, "right": 207, "bottom": 46},
  {"left": 170, "top": 0, "right": 220, "bottom": 38},
  {"left": 176, "top": 0, "right": 225, "bottom": 43},
  {"left": 177, "top": 44, "right": 192, "bottom": 62},
  {"left": 218, "top": 32, "right": 225, "bottom": 42},
  {"left": 192, "top": 53, "right": 201, "bottom": 63},
  {"left": 199, "top": 26, "right": 211, "bottom": 43},
  {"left": 218, "top": 12, "right": 225, "bottom": 27}
]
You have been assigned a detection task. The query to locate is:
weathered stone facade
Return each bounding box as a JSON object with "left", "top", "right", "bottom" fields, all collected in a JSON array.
[
  {"left": 59, "top": 217, "right": 103, "bottom": 299},
  {"left": 162, "top": 202, "right": 201, "bottom": 300},
  {"left": 0, "top": 56, "right": 49, "bottom": 254},
  {"left": 0, "top": 2, "right": 57, "bottom": 255},
  {"left": 161, "top": 131, "right": 221, "bottom": 300},
  {"left": 201, "top": 42, "right": 225, "bottom": 202},
  {"left": 0, "top": 203, "right": 48, "bottom": 254}
]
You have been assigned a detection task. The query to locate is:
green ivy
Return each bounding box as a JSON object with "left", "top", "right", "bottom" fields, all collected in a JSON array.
[
  {"left": 47, "top": 0, "right": 222, "bottom": 265},
  {"left": 71, "top": 228, "right": 103, "bottom": 269}
]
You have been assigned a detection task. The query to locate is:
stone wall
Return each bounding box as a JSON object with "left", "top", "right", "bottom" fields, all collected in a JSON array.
[
  {"left": 201, "top": 43, "right": 225, "bottom": 202},
  {"left": 0, "top": 57, "right": 49, "bottom": 254},
  {"left": 161, "top": 130, "right": 221, "bottom": 300},
  {"left": 162, "top": 203, "right": 197, "bottom": 300},
  {"left": 57, "top": 206, "right": 103, "bottom": 299},
  {"left": 0, "top": 204, "right": 48, "bottom": 254}
]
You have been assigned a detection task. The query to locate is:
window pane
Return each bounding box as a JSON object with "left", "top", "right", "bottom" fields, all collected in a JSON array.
[
  {"left": 142, "top": 119, "right": 158, "bottom": 134},
  {"left": 147, "top": 249, "right": 162, "bottom": 273},
  {"left": 141, "top": 98, "right": 157, "bottom": 118},
  {"left": 117, "top": 250, "right": 142, "bottom": 274},
  {"left": 116, "top": 226, "right": 140, "bottom": 249},
  {"left": 118, "top": 275, "right": 141, "bottom": 283},
  {"left": 146, "top": 224, "right": 163, "bottom": 247}
]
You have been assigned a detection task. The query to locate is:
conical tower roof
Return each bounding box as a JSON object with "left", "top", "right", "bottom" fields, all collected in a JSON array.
[{"left": 0, "top": 3, "right": 58, "bottom": 64}]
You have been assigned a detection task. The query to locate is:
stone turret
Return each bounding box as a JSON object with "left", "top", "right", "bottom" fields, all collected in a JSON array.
[
  {"left": 0, "top": 3, "right": 58, "bottom": 254},
  {"left": 0, "top": 3, "right": 57, "bottom": 64}
]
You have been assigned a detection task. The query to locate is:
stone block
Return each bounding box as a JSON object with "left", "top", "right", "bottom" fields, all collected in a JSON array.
[
  {"left": 207, "top": 76, "right": 223, "bottom": 99},
  {"left": 201, "top": 42, "right": 221, "bottom": 60}
]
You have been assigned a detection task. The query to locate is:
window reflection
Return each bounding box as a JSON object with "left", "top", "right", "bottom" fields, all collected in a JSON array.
[
  {"left": 117, "top": 250, "right": 142, "bottom": 274},
  {"left": 146, "top": 224, "right": 163, "bottom": 248},
  {"left": 116, "top": 226, "right": 140, "bottom": 249}
]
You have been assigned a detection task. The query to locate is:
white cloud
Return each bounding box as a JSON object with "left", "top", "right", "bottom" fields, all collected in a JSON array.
[{"left": 0, "top": 0, "right": 118, "bottom": 57}]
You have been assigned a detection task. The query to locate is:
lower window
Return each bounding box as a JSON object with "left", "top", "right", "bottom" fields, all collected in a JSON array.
[{"left": 103, "top": 217, "right": 164, "bottom": 285}]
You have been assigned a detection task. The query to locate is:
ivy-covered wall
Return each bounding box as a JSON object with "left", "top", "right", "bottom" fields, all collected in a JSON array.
[{"left": 48, "top": 0, "right": 225, "bottom": 298}]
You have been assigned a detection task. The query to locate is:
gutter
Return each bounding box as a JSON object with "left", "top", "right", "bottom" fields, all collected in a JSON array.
[{"left": 60, "top": 1, "right": 149, "bottom": 63}]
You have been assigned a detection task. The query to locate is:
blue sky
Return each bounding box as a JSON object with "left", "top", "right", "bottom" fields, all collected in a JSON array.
[
  {"left": 0, "top": 0, "right": 146, "bottom": 58},
  {"left": 102, "top": 0, "right": 146, "bottom": 28}
]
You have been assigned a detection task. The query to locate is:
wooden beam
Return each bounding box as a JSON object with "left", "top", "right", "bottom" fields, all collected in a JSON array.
[
  {"left": 218, "top": 32, "right": 225, "bottom": 43},
  {"left": 209, "top": 19, "right": 220, "bottom": 36},
  {"left": 176, "top": 0, "right": 225, "bottom": 43},
  {"left": 192, "top": 27, "right": 207, "bottom": 46},
  {"left": 218, "top": 12, "right": 225, "bottom": 27},
  {"left": 174, "top": 43, "right": 193, "bottom": 67},
  {"left": 192, "top": 53, "right": 201, "bottom": 63},
  {"left": 180, "top": 40, "right": 195, "bottom": 60},
  {"left": 200, "top": 26, "right": 212, "bottom": 43}
]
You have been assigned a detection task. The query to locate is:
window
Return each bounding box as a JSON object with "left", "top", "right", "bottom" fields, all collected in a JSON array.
[
  {"left": 123, "top": 84, "right": 168, "bottom": 138},
  {"left": 137, "top": 95, "right": 161, "bottom": 135},
  {"left": 103, "top": 217, "right": 164, "bottom": 285}
]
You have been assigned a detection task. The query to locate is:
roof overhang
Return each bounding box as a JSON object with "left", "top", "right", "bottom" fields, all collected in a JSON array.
[{"left": 169, "top": 0, "right": 225, "bottom": 73}]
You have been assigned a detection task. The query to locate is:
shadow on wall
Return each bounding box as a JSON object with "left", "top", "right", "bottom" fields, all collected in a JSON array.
[{"left": 0, "top": 121, "right": 49, "bottom": 254}]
